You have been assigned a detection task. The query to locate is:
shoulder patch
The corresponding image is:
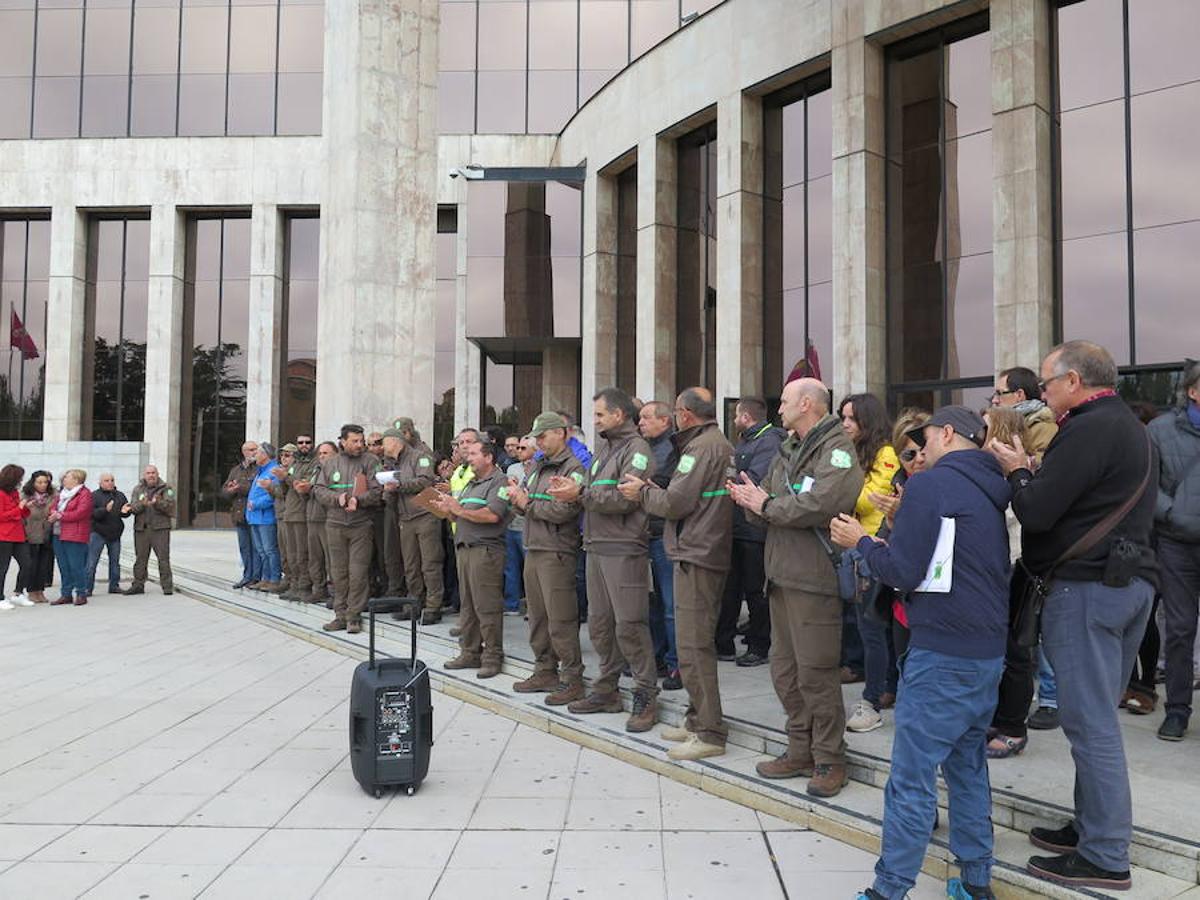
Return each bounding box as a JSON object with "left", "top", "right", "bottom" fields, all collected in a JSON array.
[
  {"left": 498, "top": 486, "right": 510, "bottom": 501},
  {"left": 631, "top": 452, "right": 648, "bottom": 471},
  {"left": 830, "top": 449, "right": 853, "bottom": 469},
  {"left": 166, "top": 488, "right": 174, "bottom": 497},
  {"left": 419, "top": 457, "right": 430, "bottom": 467},
  {"left": 591, "top": 459, "right": 600, "bottom": 475},
  {"left": 676, "top": 454, "right": 695, "bottom": 474},
  {"left": 288, "top": 466, "right": 294, "bottom": 476},
  {"left": 570, "top": 471, "right": 583, "bottom": 485}
]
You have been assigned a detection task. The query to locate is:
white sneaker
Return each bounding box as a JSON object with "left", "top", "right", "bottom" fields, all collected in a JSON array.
[
  {"left": 846, "top": 699, "right": 884, "bottom": 733},
  {"left": 10, "top": 593, "right": 33, "bottom": 607},
  {"left": 0, "top": 599, "right": 13, "bottom": 611}
]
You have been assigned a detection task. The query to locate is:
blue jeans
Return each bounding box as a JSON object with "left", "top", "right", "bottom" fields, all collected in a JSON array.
[
  {"left": 1041, "top": 577, "right": 1153, "bottom": 873},
  {"left": 250, "top": 523, "right": 281, "bottom": 582},
  {"left": 52, "top": 537, "right": 90, "bottom": 599},
  {"left": 236, "top": 522, "right": 259, "bottom": 582},
  {"left": 649, "top": 536, "right": 677, "bottom": 670},
  {"left": 85, "top": 533, "right": 121, "bottom": 594},
  {"left": 1037, "top": 644, "right": 1058, "bottom": 709},
  {"left": 873, "top": 647, "right": 1004, "bottom": 898},
  {"left": 503, "top": 528, "right": 525, "bottom": 611}
]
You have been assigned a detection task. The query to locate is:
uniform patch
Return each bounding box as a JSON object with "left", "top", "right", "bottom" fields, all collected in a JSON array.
[
  {"left": 570, "top": 471, "right": 583, "bottom": 485},
  {"left": 677, "top": 454, "right": 695, "bottom": 474},
  {"left": 830, "top": 449, "right": 853, "bottom": 469},
  {"left": 166, "top": 488, "right": 174, "bottom": 497},
  {"left": 591, "top": 459, "right": 600, "bottom": 475},
  {"left": 288, "top": 466, "right": 294, "bottom": 476},
  {"left": 419, "top": 457, "right": 430, "bottom": 467},
  {"left": 332, "top": 470, "right": 341, "bottom": 482},
  {"left": 631, "top": 452, "right": 648, "bottom": 471},
  {"left": 498, "top": 486, "right": 511, "bottom": 501}
]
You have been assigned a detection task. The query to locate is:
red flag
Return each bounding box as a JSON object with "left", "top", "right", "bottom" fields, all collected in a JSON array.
[
  {"left": 10, "top": 306, "right": 38, "bottom": 361},
  {"left": 785, "top": 338, "right": 822, "bottom": 385}
]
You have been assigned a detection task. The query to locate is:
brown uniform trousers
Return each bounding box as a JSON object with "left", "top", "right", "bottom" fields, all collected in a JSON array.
[
  {"left": 133, "top": 530, "right": 172, "bottom": 591},
  {"left": 586, "top": 553, "right": 657, "bottom": 696},
  {"left": 382, "top": 501, "right": 405, "bottom": 593},
  {"left": 456, "top": 544, "right": 504, "bottom": 666},
  {"left": 674, "top": 561, "right": 728, "bottom": 746},
  {"left": 278, "top": 521, "right": 290, "bottom": 580},
  {"left": 284, "top": 519, "right": 310, "bottom": 593},
  {"left": 401, "top": 514, "right": 445, "bottom": 611},
  {"left": 326, "top": 523, "right": 373, "bottom": 623},
  {"left": 524, "top": 549, "right": 582, "bottom": 685},
  {"left": 769, "top": 585, "right": 846, "bottom": 764},
  {"left": 307, "top": 521, "right": 329, "bottom": 598}
]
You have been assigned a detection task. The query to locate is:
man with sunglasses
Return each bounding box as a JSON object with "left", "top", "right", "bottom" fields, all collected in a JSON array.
[{"left": 990, "top": 366, "right": 1057, "bottom": 462}]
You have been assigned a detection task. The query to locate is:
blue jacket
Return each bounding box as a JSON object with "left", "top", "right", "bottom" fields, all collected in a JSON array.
[
  {"left": 732, "top": 420, "right": 786, "bottom": 542},
  {"left": 245, "top": 460, "right": 280, "bottom": 525},
  {"left": 858, "top": 449, "right": 1011, "bottom": 660}
]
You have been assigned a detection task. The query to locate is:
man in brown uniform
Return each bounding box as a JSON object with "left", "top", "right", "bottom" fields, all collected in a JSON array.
[
  {"left": 508, "top": 411, "right": 586, "bottom": 705},
  {"left": 377, "top": 430, "right": 408, "bottom": 597},
  {"left": 434, "top": 440, "right": 511, "bottom": 679},
  {"left": 121, "top": 464, "right": 175, "bottom": 596},
  {"left": 548, "top": 387, "right": 658, "bottom": 733},
  {"left": 299, "top": 440, "right": 336, "bottom": 604},
  {"left": 730, "top": 378, "right": 863, "bottom": 798},
  {"left": 277, "top": 440, "right": 315, "bottom": 601},
  {"left": 223, "top": 440, "right": 259, "bottom": 588},
  {"left": 387, "top": 417, "right": 445, "bottom": 625},
  {"left": 312, "top": 424, "right": 383, "bottom": 634},
  {"left": 622, "top": 387, "right": 733, "bottom": 760}
]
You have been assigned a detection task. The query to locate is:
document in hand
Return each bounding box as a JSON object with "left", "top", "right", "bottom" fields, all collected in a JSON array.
[
  {"left": 352, "top": 472, "right": 369, "bottom": 498},
  {"left": 376, "top": 470, "right": 398, "bottom": 485},
  {"left": 413, "top": 486, "right": 450, "bottom": 519},
  {"left": 915, "top": 516, "right": 955, "bottom": 593}
]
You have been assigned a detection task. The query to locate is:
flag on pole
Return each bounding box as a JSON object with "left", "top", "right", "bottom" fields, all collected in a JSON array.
[
  {"left": 785, "top": 338, "right": 822, "bottom": 384},
  {"left": 10, "top": 306, "right": 39, "bottom": 360}
]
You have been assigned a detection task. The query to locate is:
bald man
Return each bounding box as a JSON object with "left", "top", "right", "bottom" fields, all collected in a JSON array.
[{"left": 729, "top": 378, "right": 862, "bottom": 798}]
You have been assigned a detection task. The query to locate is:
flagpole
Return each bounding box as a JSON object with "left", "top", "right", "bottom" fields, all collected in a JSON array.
[{"left": 6, "top": 304, "right": 13, "bottom": 420}]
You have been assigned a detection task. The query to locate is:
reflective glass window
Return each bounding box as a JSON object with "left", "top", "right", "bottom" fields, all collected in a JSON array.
[
  {"left": 615, "top": 165, "right": 637, "bottom": 395},
  {"left": 530, "top": 1, "right": 577, "bottom": 71},
  {"left": 228, "top": 3, "right": 278, "bottom": 137},
  {"left": 528, "top": 70, "right": 575, "bottom": 133},
  {"left": 438, "top": 1, "right": 476, "bottom": 71},
  {"left": 475, "top": 70, "right": 525, "bottom": 133},
  {"left": 438, "top": 71, "right": 475, "bottom": 133},
  {"left": 676, "top": 123, "right": 718, "bottom": 393},
  {"left": 580, "top": 1, "right": 628, "bottom": 70},
  {"left": 0, "top": 79, "right": 32, "bottom": 138},
  {"left": 477, "top": 2, "right": 527, "bottom": 70},
  {"left": 434, "top": 215, "right": 457, "bottom": 454},
  {"left": 282, "top": 216, "right": 319, "bottom": 441},
  {"left": 0, "top": 219, "right": 49, "bottom": 440},
  {"left": 631, "top": 0, "right": 676, "bottom": 59}
]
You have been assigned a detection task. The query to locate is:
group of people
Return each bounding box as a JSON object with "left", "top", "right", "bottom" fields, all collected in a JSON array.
[{"left": 0, "top": 464, "right": 175, "bottom": 608}]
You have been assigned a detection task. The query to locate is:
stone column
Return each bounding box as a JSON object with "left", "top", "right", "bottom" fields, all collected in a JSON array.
[
  {"left": 635, "top": 136, "right": 678, "bottom": 405},
  {"left": 143, "top": 205, "right": 186, "bottom": 482},
  {"left": 831, "top": 18, "right": 887, "bottom": 401},
  {"left": 453, "top": 179, "right": 480, "bottom": 433},
  {"left": 317, "top": 0, "right": 438, "bottom": 439},
  {"left": 716, "top": 92, "right": 765, "bottom": 416},
  {"left": 993, "top": 0, "right": 1055, "bottom": 370},
  {"left": 581, "top": 168, "right": 617, "bottom": 433},
  {"left": 43, "top": 205, "right": 87, "bottom": 441},
  {"left": 541, "top": 345, "right": 579, "bottom": 419},
  {"left": 246, "top": 203, "right": 284, "bottom": 443}
]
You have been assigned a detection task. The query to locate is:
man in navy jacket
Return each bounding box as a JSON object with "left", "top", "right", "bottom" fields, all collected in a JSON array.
[{"left": 832, "top": 406, "right": 1011, "bottom": 900}]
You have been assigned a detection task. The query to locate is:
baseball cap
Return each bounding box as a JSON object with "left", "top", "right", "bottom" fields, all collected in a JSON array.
[
  {"left": 527, "top": 411, "right": 568, "bottom": 437},
  {"left": 280, "top": 442, "right": 298, "bottom": 453},
  {"left": 392, "top": 417, "right": 414, "bottom": 432},
  {"left": 382, "top": 428, "right": 403, "bottom": 439},
  {"left": 905, "top": 405, "right": 986, "bottom": 448}
]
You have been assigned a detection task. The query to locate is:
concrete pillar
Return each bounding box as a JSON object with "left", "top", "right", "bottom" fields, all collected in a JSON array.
[
  {"left": 993, "top": 0, "right": 1055, "bottom": 370},
  {"left": 541, "top": 345, "right": 579, "bottom": 420},
  {"left": 43, "top": 206, "right": 87, "bottom": 441},
  {"left": 831, "top": 17, "right": 887, "bottom": 402},
  {"left": 316, "top": 0, "right": 438, "bottom": 439},
  {"left": 635, "top": 136, "right": 678, "bottom": 405},
  {"left": 143, "top": 205, "right": 186, "bottom": 481},
  {"left": 716, "top": 92, "right": 765, "bottom": 416},
  {"left": 246, "top": 203, "right": 284, "bottom": 443},
  {"left": 453, "top": 179, "right": 480, "bottom": 433},
  {"left": 581, "top": 168, "right": 617, "bottom": 435}
]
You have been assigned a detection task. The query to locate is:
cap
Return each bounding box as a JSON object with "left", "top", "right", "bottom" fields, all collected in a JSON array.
[
  {"left": 391, "top": 417, "right": 414, "bottom": 433},
  {"left": 905, "top": 405, "right": 986, "bottom": 448},
  {"left": 382, "top": 427, "right": 403, "bottom": 439},
  {"left": 528, "top": 411, "right": 568, "bottom": 437},
  {"left": 280, "top": 443, "right": 298, "bottom": 453}
]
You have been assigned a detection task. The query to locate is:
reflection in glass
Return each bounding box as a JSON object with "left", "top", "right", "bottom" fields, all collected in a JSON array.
[
  {"left": 35, "top": 9, "right": 83, "bottom": 78},
  {"left": 530, "top": 1, "right": 577, "bottom": 70},
  {"left": 1130, "top": 82, "right": 1200, "bottom": 231},
  {"left": 438, "top": 1, "right": 476, "bottom": 71},
  {"left": 616, "top": 166, "right": 637, "bottom": 395},
  {"left": 282, "top": 216, "right": 319, "bottom": 442},
  {"left": 477, "top": 2, "right": 527, "bottom": 70},
  {"left": 0, "top": 219, "right": 49, "bottom": 440},
  {"left": 32, "top": 76, "right": 81, "bottom": 139},
  {"left": 677, "top": 123, "right": 718, "bottom": 393},
  {"left": 276, "top": 72, "right": 322, "bottom": 135},
  {"left": 130, "top": 75, "right": 178, "bottom": 137},
  {"left": 0, "top": 11, "right": 35, "bottom": 79},
  {"left": 437, "top": 71, "right": 475, "bottom": 133},
  {"left": 227, "top": 73, "right": 275, "bottom": 136},
  {"left": 1057, "top": 0, "right": 1123, "bottom": 110},
  {"left": 1059, "top": 101, "right": 1126, "bottom": 240},
  {"left": 476, "top": 70, "right": 525, "bottom": 134},
  {"left": 632, "top": 0, "right": 676, "bottom": 58},
  {"left": 528, "top": 70, "right": 576, "bottom": 134},
  {"left": 434, "top": 219, "right": 457, "bottom": 453},
  {"left": 1133, "top": 222, "right": 1200, "bottom": 365},
  {"left": 1061, "top": 232, "right": 1129, "bottom": 366},
  {"left": 0, "top": 78, "right": 33, "bottom": 139},
  {"left": 1128, "top": 0, "right": 1200, "bottom": 95},
  {"left": 81, "top": 76, "right": 130, "bottom": 138},
  {"left": 580, "top": 0, "right": 628, "bottom": 70}
]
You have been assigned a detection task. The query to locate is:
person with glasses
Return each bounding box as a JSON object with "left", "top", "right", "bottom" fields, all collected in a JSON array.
[
  {"left": 990, "top": 366, "right": 1058, "bottom": 462},
  {"left": 277, "top": 437, "right": 317, "bottom": 602},
  {"left": 223, "top": 441, "right": 260, "bottom": 589}
]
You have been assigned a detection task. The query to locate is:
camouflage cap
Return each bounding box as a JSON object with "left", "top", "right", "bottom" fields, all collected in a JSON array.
[
  {"left": 382, "top": 428, "right": 404, "bottom": 439},
  {"left": 280, "top": 443, "right": 299, "bottom": 453},
  {"left": 528, "top": 411, "right": 568, "bottom": 437},
  {"left": 392, "top": 417, "right": 415, "bottom": 432}
]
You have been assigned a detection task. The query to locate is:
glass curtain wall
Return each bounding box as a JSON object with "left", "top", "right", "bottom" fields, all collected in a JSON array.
[
  {"left": 0, "top": 0, "right": 323, "bottom": 141},
  {"left": 434, "top": 206, "right": 457, "bottom": 456},
  {"left": 885, "top": 16, "right": 995, "bottom": 413},
  {"left": 84, "top": 217, "right": 150, "bottom": 441},
  {"left": 763, "top": 75, "right": 832, "bottom": 402},
  {"left": 280, "top": 214, "right": 318, "bottom": 442},
  {"left": 0, "top": 218, "right": 49, "bottom": 439},
  {"left": 676, "top": 122, "right": 717, "bottom": 394},
  {"left": 181, "top": 216, "right": 250, "bottom": 528},
  {"left": 614, "top": 164, "right": 637, "bottom": 395}
]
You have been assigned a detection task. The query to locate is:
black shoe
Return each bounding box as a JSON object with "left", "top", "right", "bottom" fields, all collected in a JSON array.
[
  {"left": 736, "top": 650, "right": 769, "bottom": 668},
  {"left": 662, "top": 670, "right": 683, "bottom": 691},
  {"left": 716, "top": 646, "right": 736, "bottom": 662},
  {"left": 122, "top": 586, "right": 144, "bottom": 595},
  {"left": 162, "top": 590, "right": 173, "bottom": 595},
  {"left": 1027, "top": 852, "right": 1130, "bottom": 891},
  {"left": 1157, "top": 713, "right": 1188, "bottom": 741},
  {"left": 656, "top": 660, "right": 669, "bottom": 678},
  {"left": 232, "top": 579, "right": 249, "bottom": 589},
  {"left": 1030, "top": 822, "right": 1078, "bottom": 855},
  {"left": 1027, "top": 706, "right": 1060, "bottom": 730}
]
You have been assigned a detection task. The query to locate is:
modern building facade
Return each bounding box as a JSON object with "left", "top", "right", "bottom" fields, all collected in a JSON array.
[{"left": 0, "top": 0, "right": 1193, "bottom": 523}]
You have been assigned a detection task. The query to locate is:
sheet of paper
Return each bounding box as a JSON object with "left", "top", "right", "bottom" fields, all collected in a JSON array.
[
  {"left": 915, "top": 516, "right": 955, "bottom": 593},
  {"left": 375, "top": 470, "right": 398, "bottom": 485},
  {"left": 798, "top": 476, "right": 814, "bottom": 493}
]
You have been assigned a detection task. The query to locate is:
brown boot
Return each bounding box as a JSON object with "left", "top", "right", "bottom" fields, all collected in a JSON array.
[
  {"left": 449, "top": 626, "right": 462, "bottom": 637},
  {"left": 420, "top": 609, "right": 442, "bottom": 626},
  {"left": 443, "top": 654, "right": 481, "bottom": 670},
  {"left": 755, "top": 753, "right": 814, "bottom": 780},
  {"left": 512, "top": 672, "right": 560, "bottom": 693},
  {"left": 806, "top": 763, "right": 848, "bottom": 798},
  {"left": 567, "top": 692, "right": 623, "bottom": 715},
  {"left": 476, "top": 660, "right": 502, "bottom": 679},
  {"left": 322, "top": 618, "right": 346, "bottom": 632},
  {"left": 545, "top": 681, "right": 585, "bottom": 706},
  {"left": 346, "top": 619, "right": 362, "bottom": 635},
  {"left": 625, "top": 690, "right": 657, "bottom": 733}
]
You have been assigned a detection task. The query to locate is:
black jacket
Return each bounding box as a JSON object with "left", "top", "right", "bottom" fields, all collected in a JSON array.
[
  {"left": 1149, "top": 406, "right": 1200, "bottom": 543},
  {"left": 91, "top": 488, "right": 130, "bottom": 542},
  {"left": 646, "top": 428, "right": 676, "bottom": 539},
  {"left": 1009, "top": 395, "right": 1158, "bottom": 587},
  {"left": 732, "top": 420, "right": 786, "bottom": 542}
]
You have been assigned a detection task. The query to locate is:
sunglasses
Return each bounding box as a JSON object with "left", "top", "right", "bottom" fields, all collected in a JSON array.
[
  {"left": 369, "top": 440, "right": 383, "bottom": 446},
  {"left": 899, "top": 448, "right": 920, "bottom": 463},
  {"left": 297, "top": 440, "right": 313, "bottom": 445}
]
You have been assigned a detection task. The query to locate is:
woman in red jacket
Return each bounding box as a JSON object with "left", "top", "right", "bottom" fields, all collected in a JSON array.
[
  {"left": 0, "top": 464, "right": 31, "bottom": 611},
  {"left": 48, "top": 469, "right": 93, "bottom": 606}
]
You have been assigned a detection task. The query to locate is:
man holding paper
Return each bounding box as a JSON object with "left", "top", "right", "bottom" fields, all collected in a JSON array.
[
  {"left": 386, "top": 418, "right": 446, "bottom": 625},
  {"left": 829, "top": 405, "right": 1011, "bottom": 900}
]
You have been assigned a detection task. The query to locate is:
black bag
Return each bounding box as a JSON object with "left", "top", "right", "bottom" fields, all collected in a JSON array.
[{"left": 349, "top": 597, "right": 433, "bottom": 797}]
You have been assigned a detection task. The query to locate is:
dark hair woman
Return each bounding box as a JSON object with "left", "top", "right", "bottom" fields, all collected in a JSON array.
[
  {"left": 17, "top": 470, "right": 56, "bottom": 603},
  {"left": 0, "top": 464, "right": 31, "bottom": 610}
]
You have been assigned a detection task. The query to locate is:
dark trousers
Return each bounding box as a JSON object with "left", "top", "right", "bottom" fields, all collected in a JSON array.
[
  {"left": 716, "top": 539, "right": 769, "bottom": 656},
  {"left": 1161, "top": 537, "right": 1200, "bottom": 718},
  {"left": 503, "top": 528, "right": 525, "bottom": 611},
  {"left": 855, "top": 600, "right": 898, "bottom": 707},
  {"left": 85, "top": 533, "right": 121, "bottom": 594},
  {"left": 575, "top": 548, "right": 588, "bottom": 622},
  {"left": 0, "top": 540, "right": 22, "bottom": 596},
  {"left": 1128, "top": 593, "right": 1161, "bottom": 696},
  {"left": 841, "top": 598, "right": 865, "bottom": 673},
  {"left": 990, "top": 630, "right": 1037, "bottom": 739},
  {"left": 235, "top": 522, "right": 257, "bottom": 581},
  {"left": 132, "top": 529, "right": 173, "bottom": 591},
  {"left": 17, "top": 542, "right": 53, "bottom": 592},
  {"left": 442, "top": 526, "right": 460, "bottom": 610}
]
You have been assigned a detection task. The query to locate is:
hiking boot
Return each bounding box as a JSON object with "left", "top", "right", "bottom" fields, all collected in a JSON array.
[
  {"left": 659, "top": 725, "right": 692, "bottom": 742},
  {"left": 122, "top": 585, "right": 145, "bottom": 596},
  {"left": 736, "top": 650, "right": 769, "bottom": 667},
  {"left": 322, "top": 619, "right": 346, "bottom": 632},
  {"left": 806, "top": 763, "right": 848, "bottom": 798},
  {"left": 513, "top": 672, "right": 560, "bottom": 693},
  {"left": 1027, "top": 706, "right": 1060, "bottom": 730},
  {"left": 449, "top": 626, "right": 463, "bottom": 637},
  {"left": 1029, "top": 822, "right": 1078, "bottom": 855},
  {"left": 305, "top": 592, "right": 330, "bottom": 605},
  {"left": 73, "top": 595, "right": 88, "bottom": 606},
  {"left": 545, "top": 682, "right": 584, "bottom": 706},
  {"left": 421, "top": 609, "right": 442, "bottom": 626},
  {"left": 443, "top": 655, "right": 481, "bottom": 670},
  {"left": 946, "top": 877, "right": 996, "bottom": 899},
  {"left": 846, "top": 700, "right": 883, "bottom": 733},
  {"left": 667, "top": 734, "right": 725, "bottom": 761},
  {"left": 1157, "top": 713, "right": 1188, "bottom": 741},
  {"left": 661, "top": 670, "right": 683, "bottom": 691},
  {"left": 476, "top": 660, "right": 502, "bottom": 679},
  {"left": 625, "top": 691, "right": 657, "bottom": 733},
  {"left": 1026, "top": 852, "right": 1131, "bottom": 891},
  {"left": 256, "top": 581, "right": 280, "bottom": 592},
  {"left": 567, "top": 692, "right": 623, "bottom": 715},
  {"left": 346, "top": 620, "right": 362, "bottom": 635},
  {"left": 755, "top": 753, "right": 814, "bottom": 780}
]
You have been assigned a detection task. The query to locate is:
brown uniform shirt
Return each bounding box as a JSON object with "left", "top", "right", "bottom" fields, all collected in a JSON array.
[
  {"left": 273, "top": 457, "right": 312, "bottom": 523},
  {"left": 581, "top": 418, "right": 655, "bottom": 556},
  {"left": 454, "top": 469, "right": 512, "bottom": 550},
  {"left": 523, "top": 448, "right": 584, "bottom": 554},
  {"left": 312, "top": 451, "right": 383, "bottom": 528},
  {"left": 129, "top": 481, "right": 176, "bottom": 531},
  {"left": 222, "top": 460, "right": 256, "bottom": 526},
  {"left": 392, "top": 441, "right": 437, "bottom": 521}
]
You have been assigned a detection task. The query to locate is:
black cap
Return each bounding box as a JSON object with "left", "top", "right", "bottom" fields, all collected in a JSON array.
[{"left": 905, "top": 405, "right": 986, "bottom": 448}]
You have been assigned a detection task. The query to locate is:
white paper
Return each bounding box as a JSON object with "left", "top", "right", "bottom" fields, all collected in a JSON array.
[
  {"left": 375, "top": 470, "right": 398, "bottom": 485},
  {"left": 797, "top": 476, "right": 814, "bottom": 493},
  {"left": 915, "top": 516, "right": 955, "bottom": 593}
]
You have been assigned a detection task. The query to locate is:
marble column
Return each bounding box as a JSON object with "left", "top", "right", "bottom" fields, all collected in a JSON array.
[
  {"left": 42, "top": 205, "right": 87, "bottom": 441},
  {"left": 541, "top": 345, "right": 579, "bottom": 420},
  {"left": 246, "top": 203, "right": 284, "bottom": 443},
  {"left": 453, "top": 178, "right": 479, "bottom": 433},
  {"left": 635, "top": 136, "right": 678, "bottom": 405},
  {"left": 581, "top": 168, "right": 617, "bottom": 437},
  {"left": 316, "top": 0, "right": 439, "bottom": 439},
  {"left": 143, "top": 204, "right": 187, "bottom": 482}
]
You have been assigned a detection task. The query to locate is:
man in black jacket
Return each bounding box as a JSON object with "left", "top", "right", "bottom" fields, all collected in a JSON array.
[
  {"left": 991, "top": 340, "right": 1157, "bottom": 892},
  {"left": 87, "top": 473, "right": 130, "bottom": 595},
  {"left": 639, "top": 400, "right": 678, "bottom": 686}
]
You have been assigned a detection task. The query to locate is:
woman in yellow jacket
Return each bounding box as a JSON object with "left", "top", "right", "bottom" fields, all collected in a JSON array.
[{"left": 838, "top": 393, "right": 900, "bottom": 734}]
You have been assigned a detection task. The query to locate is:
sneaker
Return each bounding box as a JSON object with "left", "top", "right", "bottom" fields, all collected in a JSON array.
[
  {"left": 567, "top": 692, "right": 623, "bottom": 715},
  {"left": 755, "top": 753, "right": 814, "bottom": 780},
  {"left": 661, "top": 670, "right": 683, "bottom": 691},
  {"left": 659, "top": 724, "right": 692, "bottom": 742},
  {"left": 513, "top": 672, "right": 560, "bottom": 694},
  {"left": 736, "top": 650, "right": 769, "bottom": 667},
  {"left": 846, "top": 700, "right": 883, "bottom": 733},
  {"left": 667, "top": 734, "right": 725, "bottom": 761},
  {"left": 1030, "top": 822, "right": 1079, "bottom": 855},
  {"left": 840, "top": 666, "right": 864, "bottom": 684},
  {"left": 1157, "top": 713, "right": 1188, "bottom": 741},
  {"left": 0, "top": 599, "right": 13, "bottom": 611},
  {"left": 1027, "top": 706, "right": 1060, "bottom": 730},
  {"left": 11, "top": 593, "right": 33, "bottom": 607},
  {"left": 625, "top": 690, "right": 657, "bottom": 733},
  {"left": 1026, "top": 852, "right": 1131, "bottom": 891},
  {"left": 946, "top": 877, "right": 996, "bottom": 899},
  {"left": 806, "top": 763, "right": 849, "bottom": 798},
  {"left": 545, "top": 682, "right": 584, "bottom": 706}
]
